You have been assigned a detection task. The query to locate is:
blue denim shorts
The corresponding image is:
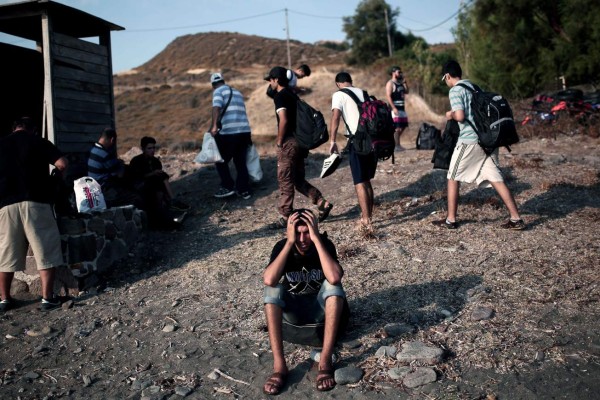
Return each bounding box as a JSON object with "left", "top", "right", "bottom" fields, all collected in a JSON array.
[{"left": 264, "top": 281, "right": 346, "bottom": 308}]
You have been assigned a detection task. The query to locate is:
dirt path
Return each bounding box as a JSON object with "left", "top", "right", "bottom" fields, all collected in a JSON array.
[{"left": 0, "top": 134, "right": 599, "bottom": 399}]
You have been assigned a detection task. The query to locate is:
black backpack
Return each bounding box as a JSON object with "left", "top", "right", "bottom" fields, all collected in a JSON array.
[
  {"left": 457, "top": 82, "right": 519, "bottom": 153},
  {"left": 339, "top": 88, "right": 396, "bottom": 163},
  {"left": 294, "top": 95, "right": 329, "bottom": 150},
  {"left": 431, "top": 120, "right": 459, "bottom": 170},
  {"left": 416, "top": 123, "right": 441, "bottom": 150}
]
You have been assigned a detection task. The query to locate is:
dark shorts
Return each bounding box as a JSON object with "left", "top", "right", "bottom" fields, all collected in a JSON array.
[{"left": 349, "top": 143, "right": 377, "bottom": 184}]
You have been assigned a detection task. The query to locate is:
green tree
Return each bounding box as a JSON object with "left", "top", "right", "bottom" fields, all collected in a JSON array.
[
  {"left": 459, "top": 0, "right": 600, "bottom": 97},
  {"left": 343, "top": 0, "right": 397, "bottom": 65}
]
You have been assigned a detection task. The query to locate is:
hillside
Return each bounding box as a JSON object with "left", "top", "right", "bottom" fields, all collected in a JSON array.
[{"left": 113, "top": 32, "right": 445, "bottom": 151}]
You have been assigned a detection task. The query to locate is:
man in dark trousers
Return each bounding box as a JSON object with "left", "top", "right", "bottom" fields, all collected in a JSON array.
[
  {"left": 263, "top": 209, "right": 347, "bottom": 394},
  {"left": 264, "top": 66, "right": 333, "bottom": 228},
  {"left": 0, "top": 117, "right": 68, "bottom": 312}
]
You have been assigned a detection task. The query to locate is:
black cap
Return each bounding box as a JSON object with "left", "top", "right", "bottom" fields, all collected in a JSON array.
[{"left": 264, "top": 66, "right": 289, "bottom": 85}]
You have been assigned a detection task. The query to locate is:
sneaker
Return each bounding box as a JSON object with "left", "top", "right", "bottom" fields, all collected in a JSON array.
[
  {"left": 214, "top": 187, "right": 235, "bottom": 198},
  {"left": 432, "top": 219, "right": 458, "bottom": 230},
  {"left": 268, "top": 216, "right": 288, "bottom": 230},
  {"left": 237, "top": 191, "right": 252, "bottom": 200},
  {"left": 170, "top": 199, "right": 191, "bottom": 211},
  {"left": 40, "top": 297, "right": 62, "bottom": 311},
  {"left": 500, "top": 219, "right": 526, "bottom": 230},
  {"left": 0, "top": 298, "right": 14, "bottom": 312}
]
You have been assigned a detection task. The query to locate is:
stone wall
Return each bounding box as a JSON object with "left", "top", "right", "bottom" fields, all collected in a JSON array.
[{"left": 13, "top": 206, "right": 146, "bottom": 297}]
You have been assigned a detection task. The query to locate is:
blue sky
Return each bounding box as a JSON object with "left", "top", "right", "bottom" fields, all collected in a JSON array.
[{"left": 0, "top": 0, "right": 462, "bottom": 73}]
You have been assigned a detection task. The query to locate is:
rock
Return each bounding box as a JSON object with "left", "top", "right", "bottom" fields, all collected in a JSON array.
[
  {"left": 10, "top": 279, "right": 28, "bottom": 295},
  {"left": 375, "top": 346, "right": 397, "bottom": 358},
  {"left": 171, "top": 300, "right": 181, "bottom": 307},
  {"left": 26, "top": 326, "right": 52, "bottom": 337},
  {"left": 131, "top": 380, "right": 152, "bottom": 391},
  {"left": 403, "top": 367, "right": 437, "bottom": 388},
  {"left": 309, "top": 350, "right": 338, "bottom": 364},
  {"left": 141, "top": 385, "right": 161, "bottom": 396},
  {"left": 384, "top": 323, "right": 415, "bottom": 337},
  {"left": 388, "top": 366, "right": 411, "bottom": 380},
  {"left": 207, "top": 370, "right": 220, "bottom": 380},
  {"left": 32, "top": 346, "right": 49, "bottom": 355},
  {"left": 396, "top": 341, "right": 444, "bottom": 365},
  {"left": 82, "top": 374, "right": 92, "bottom": 387},
  {"left": 162, "top": 324, "right": 177, "bottom": 332},
  {"left": 175, "top": 386, "right": 192, "bottom": 397},
  {"left": 334, "top": 366, "right": 363, "bottom": 385},
  {"left": 62, "top": 300, "right": 74, "bottom": 310},
  {"left": 471, "top": 306, "right": 494, "bottom": 321},
  {"left": 535, "top": 351, "right": 545, "bottom": 362},
  {"left": 24, "top": 372, "right": 40, "bottom": 380},
  {"left": 340, "top": 339, "right": 362, "bottom": 349}
]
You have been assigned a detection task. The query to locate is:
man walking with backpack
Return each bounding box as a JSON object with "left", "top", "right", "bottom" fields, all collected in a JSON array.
[
  {"left": 264, "top": 66, "right": 333, "bottom": 228},
  {"left": 329, "top": 72, "right": 377, "bottom": 234},
  {"left": 434, "top": 60, "right": 525, "bottom": 230}
]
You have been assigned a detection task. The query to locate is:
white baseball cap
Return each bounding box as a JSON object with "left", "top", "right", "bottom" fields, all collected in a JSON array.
[{"left": 210, "top": 73, "right": 224, "bottom": 84}]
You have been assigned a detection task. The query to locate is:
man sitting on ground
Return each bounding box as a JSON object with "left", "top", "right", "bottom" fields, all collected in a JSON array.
[
  {"left": 129, "top": 136, "right": 188, "bottom": 229},
  {"left": 263, "top": 209, "right": 347, "bottom": 394}
]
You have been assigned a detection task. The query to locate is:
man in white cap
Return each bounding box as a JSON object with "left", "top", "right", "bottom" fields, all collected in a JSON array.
[{"left": 209, "top": 72, "right": 253, "bottom": 200}]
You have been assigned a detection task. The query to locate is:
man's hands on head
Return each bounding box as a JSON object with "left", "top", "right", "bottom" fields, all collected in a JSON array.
[{"left": 298, "top": 209, "right": 319, "bottom": 241}]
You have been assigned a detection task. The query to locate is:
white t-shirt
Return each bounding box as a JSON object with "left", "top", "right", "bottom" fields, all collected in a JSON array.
[{"left": 331, "top": 87, "right": 365, "bottom": 136}]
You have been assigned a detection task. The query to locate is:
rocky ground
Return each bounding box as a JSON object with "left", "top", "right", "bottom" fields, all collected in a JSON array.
[{"left": 1, "top": 132, "right": 599, "bottom": 400}]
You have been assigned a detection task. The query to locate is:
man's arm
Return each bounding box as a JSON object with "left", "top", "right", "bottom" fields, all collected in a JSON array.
[
  {"left": 329, "top": 108, "right": 342, "bottom": 155},
  {"left": 385, "top": 80, "right": 397, "bottom": 113},
  {"left": 276, "top": 108, "right": 287, "bottom": 147},
  {"left": 54, "top": 156, "right": 68, "bottom": 172},
  {"left": 264, "top": 218, "right": 297, "bottom": 286},
  {"left": 299, "top": 210, "right": 343, "bottom": 285},
  {"left": 446, "top": 109, "right": 465, "bottom": 122},
  {"left": 210, "top": 106, "right": 221, "bottom": 136}
]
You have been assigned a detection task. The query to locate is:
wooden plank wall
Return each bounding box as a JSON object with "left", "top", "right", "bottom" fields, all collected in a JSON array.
[{"left": 51, "top": 32, "right": 114, "bottom": 154}]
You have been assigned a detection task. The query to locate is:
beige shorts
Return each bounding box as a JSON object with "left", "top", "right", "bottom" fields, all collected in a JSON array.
[
  {"left": 447, "top": 143, "right": 503, "bottom": 188},
  {"left": 0, "top": 201, "right": 64, "bottom": 272}
]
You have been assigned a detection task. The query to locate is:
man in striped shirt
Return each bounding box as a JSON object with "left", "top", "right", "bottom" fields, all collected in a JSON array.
[
  {"left": 433, "top": 60, "right": 525, "bottom": 230},
  {"left": 87, "top": 128, "right": 140, "bottom": 208},
  {"left": 209, "top": 73, "right": 252, "bottom": 200},
  {"left": 87, "top": 128, "right": 123, "bottom": 186}
]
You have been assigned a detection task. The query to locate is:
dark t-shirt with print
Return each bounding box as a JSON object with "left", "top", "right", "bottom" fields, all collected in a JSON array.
[
  {"left": 273, "top": 87, "right": 297, "bottom": 140},
  {"left": 268, "top": 234, "right": 340, "bottom": 295},
  {"left": 0, "top": 131, "right": 62, "bottom": 208}
]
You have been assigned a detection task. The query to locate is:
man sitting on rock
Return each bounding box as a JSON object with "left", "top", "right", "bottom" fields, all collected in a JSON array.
[
  {"left": 263, "top": 209, "right": 348, "bottom": 394},
  {"left": 129, "top": 136, "right": 188, "bottom": 230}
]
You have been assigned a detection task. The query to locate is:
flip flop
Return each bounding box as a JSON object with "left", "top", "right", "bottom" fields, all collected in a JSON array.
[
  {"left": 317, "top": 200, "right": 333, "bottom": 222},
  {"left": 316, "top": 369, "right": 336, "bottom": 392},
  {"left": 263, "top": 372, "right": 287, "bottom": 396}
]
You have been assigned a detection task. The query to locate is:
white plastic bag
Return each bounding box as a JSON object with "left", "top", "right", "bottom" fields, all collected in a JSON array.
[
  {"left": 246, "top": 144, "right": 263, "bottom": 182},
  {"left": 194, "top": 132, "right": 223, "bottom": 163},
  {"left": 73, "top": 176, "right": 106, "bottom": 213}
]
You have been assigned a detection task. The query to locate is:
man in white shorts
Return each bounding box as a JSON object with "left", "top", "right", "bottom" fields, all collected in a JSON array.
[
  {"left": 0, "top": 118, "right": 69, "bottom": 312},
  {"left": 434, "top": 60, "right": 525, "bottom": 230}
]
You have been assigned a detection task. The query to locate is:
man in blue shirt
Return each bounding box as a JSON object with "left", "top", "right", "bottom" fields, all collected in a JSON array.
[{"left": 209, "top": 73, "right": 253, "bottom": 200}]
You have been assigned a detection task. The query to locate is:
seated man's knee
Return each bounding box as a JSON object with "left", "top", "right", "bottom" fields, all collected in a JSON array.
[
  {"left": 318, "top": 281, "right": 345, "bottom": 308},
  {"left": 264, "top": 284, "right": 286, "bottom": 308}
]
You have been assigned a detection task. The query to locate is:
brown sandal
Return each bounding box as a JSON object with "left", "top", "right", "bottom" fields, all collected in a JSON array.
[
  {"left": 316, "top": 369, "right": 336, "bottom": 392},
  {"left": 317, "top": 200, "right": 333, "bottom": 222},
  {"left": 263, "top": 372, "right": 287, "bottom": 395}
]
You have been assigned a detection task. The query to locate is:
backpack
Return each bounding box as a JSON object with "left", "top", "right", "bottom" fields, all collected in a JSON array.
[
  {"left": 294, "top": 95, "right": 329, "bottom": 150},
  {"left": 457, "top": 83, "right": 519, "bottom": 153},
  {"left": 431, "top": 119, "right": 459, "bottom": 170},
  {"left": 416, "top": 122, "right": 441, "bottom": 150},
  {"left": 339, "top": 88, "right": 396, "bottom": 163}
]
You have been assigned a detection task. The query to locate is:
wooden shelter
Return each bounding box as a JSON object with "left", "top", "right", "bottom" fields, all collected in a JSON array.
[{"left": 0, "top": 0, "right": 123, "bottom": 175}]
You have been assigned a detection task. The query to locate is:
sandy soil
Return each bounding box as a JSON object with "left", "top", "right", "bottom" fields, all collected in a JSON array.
[{"left": 0, "top": 131, "right": 599, "bottom": 400}]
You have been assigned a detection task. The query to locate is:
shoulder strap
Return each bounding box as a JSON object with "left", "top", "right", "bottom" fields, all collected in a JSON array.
[
  {"left": 219, "top": 87, "right": 233, "bottom": 123},
  {"left": 454, "top": 83, "right": 479, "bottom": 133}
]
